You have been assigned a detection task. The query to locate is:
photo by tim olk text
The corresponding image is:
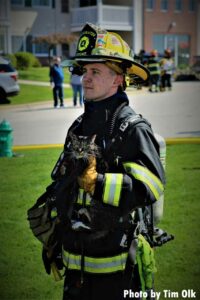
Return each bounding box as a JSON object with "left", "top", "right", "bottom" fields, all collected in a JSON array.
[{"left": 123, "top": 289, "right": 197, "bottom": 299}]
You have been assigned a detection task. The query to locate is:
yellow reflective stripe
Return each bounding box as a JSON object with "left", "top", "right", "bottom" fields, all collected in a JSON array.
[
  {"left": 103, "top": 173, "right": 123, "bottom": 207},
  {"left": 51, "top": 208, "right": 57, "bottom": 218},
  {"left": 123, "top": 162, "right": 164, "bottom": 201},
  {"left": 77, "top": 188, "right": 91, "bottom": 206},
  {"left": 149, "top": 63, "right": 159, "bottom": 68},
  {"left": 150, "top": 70, "right": 160, "bottom": 75},
  {"left": 63, "top": 250, "right": 128, "bottom": 273}
]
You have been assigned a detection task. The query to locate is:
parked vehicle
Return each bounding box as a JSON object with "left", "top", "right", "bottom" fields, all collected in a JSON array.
[{"left": 0, "top": 57, "right": 20, "bottom": 103}]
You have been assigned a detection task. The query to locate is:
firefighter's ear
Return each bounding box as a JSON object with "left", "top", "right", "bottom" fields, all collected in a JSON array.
[{"left": 113, "top": 74, "right": 123, "bottom": 88}]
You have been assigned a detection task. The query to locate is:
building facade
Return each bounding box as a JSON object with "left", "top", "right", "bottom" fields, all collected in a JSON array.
[
  {"left": 0, "top": 0, "right": 199, "bottom": 66},
  {"left": 143, "top": 0, "right": 200, "bottom": 66},
  {"left": 0, "top": 0, "right": 71, "bottom": 61}
]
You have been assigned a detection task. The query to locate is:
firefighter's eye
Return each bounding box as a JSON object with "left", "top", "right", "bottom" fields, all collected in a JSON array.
[{"left": 92, "top": 70, "right": 98, "bottom": 75}]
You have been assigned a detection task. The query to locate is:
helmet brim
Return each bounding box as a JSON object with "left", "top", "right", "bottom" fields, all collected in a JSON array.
[
  {"left": 73, "top": 55, "right": 149, "bottom": 82},
  {"left": 60, "top": 59, "right": 78, "bottom": 67},
  {"left": 61, "top": 56, "right": 150, "bottom": 83}
]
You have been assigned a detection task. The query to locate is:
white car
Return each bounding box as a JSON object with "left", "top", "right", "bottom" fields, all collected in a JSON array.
[{"left": 0, "top": 57, "right": 20, "bottom": 103}]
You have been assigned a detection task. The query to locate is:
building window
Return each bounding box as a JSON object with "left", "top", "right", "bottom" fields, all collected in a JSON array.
[
  {"left": 12, "top": 36, "right": 24, "bottom": 52},
  {"left": 0, "top": 35, "right": 5, "bottom": 54},
  {"left": 189, "top": 0, "right": 196, "bottom": 12},
  {"left": 62, "top": 44, "right": 69, "bottom": 59},
  {"left": 177, "top": 34, "right": 190, "bottom": 66},
  {"left": 153, "top": 35, "right": 165, "bottom": 54},
  {"left": 153, "top": 34, "right": 190, "bottom": 66},
  {"left": 61, "top": 0, "right": 69, "bottom": 12},
  {"left": 161, "top": 0, "right": 168, "bottom": 11},
  {"left": 33, "top": 40, "right": 49, "bottom": 55},
  {"left": 25, "top": 0, "right": 32, "bottom": 6},
  {"left": 146, "top": 0, "right": 154, "bottom": 10},
  {"left": 32, "top": 0, "right": 50, "bottom": 6},
  {"left": 80, "top": 0, "right": 97, "bottom": 7},
  {"left": 175, "top": 0, "right": 182, "bottom": 11},
  {"left": 0, "top": 26, "right": 7, "bottom": 54},
  {"left": 26, "top": 35, "right": 33, "bottom": 52},
  {"left": 11, "top": 0, "right": 51, "bottom": 6},
  {"left": 11, "top": 0, "right": 23, "bottom": 5}
]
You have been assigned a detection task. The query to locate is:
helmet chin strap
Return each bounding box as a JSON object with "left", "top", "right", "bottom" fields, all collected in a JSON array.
[
  {"left": 105, "top": 61, "right": 124, "bottom": 75},
  {"left": 105, "top": 61, "right": 129, "bottom": 91}
]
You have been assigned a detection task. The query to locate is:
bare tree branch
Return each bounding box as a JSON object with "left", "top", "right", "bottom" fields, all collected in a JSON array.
[{"left": 32, "top": 33, "right": 78, "bottom": 45}]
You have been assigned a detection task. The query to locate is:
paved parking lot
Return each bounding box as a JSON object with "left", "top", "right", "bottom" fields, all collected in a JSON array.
[{"left": 0, "top": 81, "right": 200, "bottom": 146}]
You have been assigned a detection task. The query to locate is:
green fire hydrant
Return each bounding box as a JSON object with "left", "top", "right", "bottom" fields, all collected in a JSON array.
[{"left": 0, "top": 120, "right": 13, "bottom": 157}]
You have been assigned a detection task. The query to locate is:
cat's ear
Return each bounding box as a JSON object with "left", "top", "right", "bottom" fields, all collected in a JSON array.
[
  {"left": 91, "top": 134, "right": 96, "bottom": 144},
  {"left": 69, "top": 131, "right": 76, "bottom": 142}
]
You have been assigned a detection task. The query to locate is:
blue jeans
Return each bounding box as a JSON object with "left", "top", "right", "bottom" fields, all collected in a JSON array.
[{"left": 72, "top": 84, "right": 83, "bottom": 106}]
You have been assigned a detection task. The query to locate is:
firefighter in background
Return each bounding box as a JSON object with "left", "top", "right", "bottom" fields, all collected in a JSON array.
[
  {"left": 160, "top": 48, "right": 175, "bottom": 91},
  {"left": 34, "top": 23, "right": 165, "bottom": 300},
  {"left": 147, "top": 49, "right": 161, "bottom": 92},
  {"left": 134, "top": 49, "right": 149, "bottom": 89}
]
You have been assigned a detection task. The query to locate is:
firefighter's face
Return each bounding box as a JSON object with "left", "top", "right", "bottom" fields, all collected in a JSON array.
[{"left": 82, "top": 63, "right": 123, "bottom": 101}]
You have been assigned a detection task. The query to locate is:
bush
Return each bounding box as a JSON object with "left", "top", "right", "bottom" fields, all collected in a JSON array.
[
  {"left": 177, "top": 63, "right": 189, "bottom": 70},
  {"left": 15, "top": 52, "right": 41, "bottom": 70},
  {"left": 32, "top": 55, "right": 42, "bottom": 67},
  {"left": 5, "top": 54, "right": 17, "bottom": 68}
]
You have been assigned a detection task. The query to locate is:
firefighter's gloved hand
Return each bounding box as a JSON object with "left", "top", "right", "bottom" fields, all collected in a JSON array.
[
  {"left": 78, "top": 156, "right": 97, "bottom": 195},
  {"left": 42, "top": 244, "right": 63, "bottom": 275},
  {"left": 42, "top": 247, "right": 52, "bottom": 274}
]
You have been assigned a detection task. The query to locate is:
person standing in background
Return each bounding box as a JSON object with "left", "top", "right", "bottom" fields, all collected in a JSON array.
[
  {"left": 70, "top": 68, "right": 83, "bottom": 107},
  {"left": 147, "top": 49, "right": 161, "bottom": 92},
  {"left": 160, "top": 49, "right": 175, "bottom": 91},
  {"left": 50, "top": 56, "right": 64, "bottom": 108}
]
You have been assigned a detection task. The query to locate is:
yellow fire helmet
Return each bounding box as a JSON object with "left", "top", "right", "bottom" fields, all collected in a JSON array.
[{"left": 72, "top": 23, "right": 149, "bottom": 84}]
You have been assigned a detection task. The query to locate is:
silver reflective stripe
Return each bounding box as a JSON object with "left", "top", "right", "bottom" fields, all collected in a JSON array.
[
  {"left": 103, "top": 173, "right": 123, "bottom": 207},
  {"left": 123, "top": 162, "right": 164, "bottom": 200},
  {"left": 63, "top": 250, "right": 128, "bottom": 273}
]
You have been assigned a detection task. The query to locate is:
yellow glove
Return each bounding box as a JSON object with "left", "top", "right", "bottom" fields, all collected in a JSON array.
[{"left": 78, "top": 156, "right": 98, "bottom": 195}]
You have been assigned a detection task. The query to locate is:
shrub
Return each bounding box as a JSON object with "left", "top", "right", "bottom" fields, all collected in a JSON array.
[
  {"left": 177, "top": 63, "right": 189, "bottom": 70},
  {"left": 32, "top": 56, "right": 41, "bottom": 67},
  {"left": 5, "top": 54, "right": 17, "bottom": 68},
  {"left": 15, "top": 52, "right": 41, "bottom": 70}
]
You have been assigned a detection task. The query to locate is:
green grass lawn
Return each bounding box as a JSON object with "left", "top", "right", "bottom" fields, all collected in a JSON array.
[
  {"left": 154, "top": 144, "right": 200, "bottom": 299},
  {"left": 6, "top": 67, "right": 72, "bottom": 105},
  {"left": 11, "top": 84, "right": 73, "bottom": 105},
  {"left": 18, "top": 67, "right": 70, "bottom": 84},
  {"left": 0, "top": 144, "right": 200, "bottom": 300}
]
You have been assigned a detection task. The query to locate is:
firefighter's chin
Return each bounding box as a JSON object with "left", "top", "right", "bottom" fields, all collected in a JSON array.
[{"left": 83, "top": 87, "right": 94, "bottom": 100}]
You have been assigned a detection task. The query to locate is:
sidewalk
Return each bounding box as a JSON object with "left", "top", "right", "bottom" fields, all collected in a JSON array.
[
  {"left": 2, "top": 81, "right": 200, "bottom": 147},
  {"left": 18, "top": 79, "right": 70, "bottom": 88}
]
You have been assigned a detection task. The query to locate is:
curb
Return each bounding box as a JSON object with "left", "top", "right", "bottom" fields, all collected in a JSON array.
[
  {"left": 13, "top": 144, "right": 63, "bottom": 150},
  {"left": 12, "top": 137, "right": 200, "bottom": 151},
  {"left": 166, "top": 137, "right": 200, "bottom": 144}
]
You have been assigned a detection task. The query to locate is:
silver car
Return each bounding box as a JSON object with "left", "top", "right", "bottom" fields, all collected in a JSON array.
[{"left": 0, "top": 57, "right": 20, "bottom": 103}]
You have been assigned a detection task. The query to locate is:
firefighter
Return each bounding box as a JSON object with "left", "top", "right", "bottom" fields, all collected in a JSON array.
[
  {"left": 147, "top": 49, "right": 161, "bottom": 92},
  {"left": 37, "top": 23, "right": 165, "bottom": 300},
  {"left": 160, "top": 48, "right": 175, "bottom": 91}
]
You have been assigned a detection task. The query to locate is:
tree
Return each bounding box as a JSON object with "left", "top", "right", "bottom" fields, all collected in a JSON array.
[{"left": 33, "top": 33, "right": 78, "bottom": 64}]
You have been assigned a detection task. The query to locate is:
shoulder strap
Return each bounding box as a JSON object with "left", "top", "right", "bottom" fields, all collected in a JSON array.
[
  {"left": 68, "top": 114, "right": 84, "bottom": 134},
  {"left": 111, "top": 105, "right": 151, "bottom": 143},
  {"left": 105, "top": 105, "right": 151, "bottom": 157},
  {"left": 118, "top": 114, "right": 144, "bottom": 133}
]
